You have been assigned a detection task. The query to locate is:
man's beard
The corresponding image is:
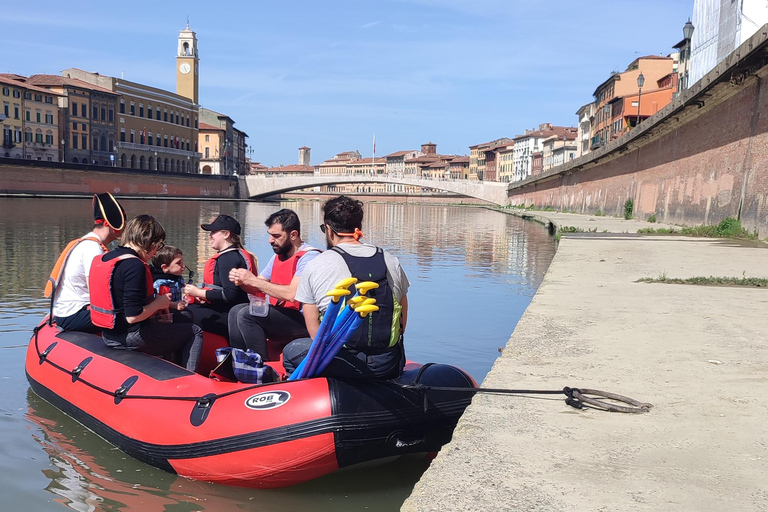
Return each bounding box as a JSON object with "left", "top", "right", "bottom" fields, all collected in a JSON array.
[
  {"left": 325, "top": 231, "right": 333, "bottom": 250},
  {"left": 272, "top": 240, "right": 291, "bottom": 256}
]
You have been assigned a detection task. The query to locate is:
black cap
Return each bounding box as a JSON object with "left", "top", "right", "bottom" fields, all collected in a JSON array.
[
  {"left": 201, "top": 214, "right": 241, "bottom": 235},
  {"left": 93, "top": 192, "right": 126, "bottom": 231}
]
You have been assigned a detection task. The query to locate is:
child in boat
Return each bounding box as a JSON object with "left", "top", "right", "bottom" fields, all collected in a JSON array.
[{"left": 150, "top": 245, "right": 191, "bottom": 311}]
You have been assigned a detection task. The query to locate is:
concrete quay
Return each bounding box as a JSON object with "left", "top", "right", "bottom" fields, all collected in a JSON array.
[{"left": 403, "top": 211, "right": 768, "bottom": 511}]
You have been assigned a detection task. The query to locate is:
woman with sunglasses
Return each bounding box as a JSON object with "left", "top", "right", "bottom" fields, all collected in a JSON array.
[
  {"left": 89, "top": 214, "right": 203, "bottom": 372},
  {"left": 183, "top": 214, "right": 257, "bottom": 338}
]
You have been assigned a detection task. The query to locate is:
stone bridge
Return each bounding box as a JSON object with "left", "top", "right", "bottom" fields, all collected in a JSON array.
[{"left": 241, "top": 174, "right": 510, "bottom": 205}]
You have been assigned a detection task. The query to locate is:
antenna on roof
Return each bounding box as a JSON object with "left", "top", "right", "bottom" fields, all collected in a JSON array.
[
  {"left": 187, "top": 15, "right": 190, "bottom": 29},
  {"left": 121, "top": 70, "right": 124, "bottom": 79}
]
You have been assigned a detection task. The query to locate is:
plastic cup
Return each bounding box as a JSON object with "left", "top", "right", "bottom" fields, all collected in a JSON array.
[{"left": 250, "top": 295, "right": 268, "bottom": 317}]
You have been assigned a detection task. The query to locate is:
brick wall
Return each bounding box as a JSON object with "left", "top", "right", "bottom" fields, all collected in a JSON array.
[
  {"left": 0, "top": 161, "right": 237, "bottom": 199},
  {"left": 509, "top": 76, "right": 768, "bottom": 236}
]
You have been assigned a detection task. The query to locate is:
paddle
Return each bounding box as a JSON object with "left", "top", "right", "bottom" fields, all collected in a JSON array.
[
  {"left": 289, "top": 278, "right": 356, "bottom": 381},
  {"left": 312, "top": 304, "right": 380, "bottom": 377}
]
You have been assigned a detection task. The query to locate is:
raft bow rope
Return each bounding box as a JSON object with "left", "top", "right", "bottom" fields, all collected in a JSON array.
[{"left": 289, "top": 278, "right": 379, "bottom": 380}]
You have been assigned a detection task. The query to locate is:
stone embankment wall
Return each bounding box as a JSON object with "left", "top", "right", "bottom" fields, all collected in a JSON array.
[
  {"left": 281, "top": 192, "right": 494, "bottom": 205},
  {"left": 509, "top": 26, "right": 768, "bottom": 236},
  {"left": 0, "top": 161, "right": 237, "bottom": 199}
]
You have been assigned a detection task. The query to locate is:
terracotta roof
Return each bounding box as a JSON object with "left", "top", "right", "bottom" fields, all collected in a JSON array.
[
  {"left": 0, "top": 75, "right": 63, "bottom": 95},
  {"left": 298, "top": 146, "right": 310, "bottom": 150},
  {"left": 515, "top": 126, "right": 576, "bottom": 141},
  {"left": 27, "top": 74, "right": 118, "bottom": 95},
  {"left": 469, "top": 137, "right": 512, "bottom": 149},
  {"left": 266, "top": 164, "right": 314, "bottom": 173},
  {"left": 199, "top": 122, "right": 223, "bottom": 131},
  {"left": 405, "top": 155, "right": 440, "bottom": 164},
  {"left": 449, "top": 156, "right": 470, "bottom": 164},
  {"left": 385, "top": 150, "right": 416, "bottom": 158},
  {"left": 347, "top": 157, "right": 386, "bottom": 165}
]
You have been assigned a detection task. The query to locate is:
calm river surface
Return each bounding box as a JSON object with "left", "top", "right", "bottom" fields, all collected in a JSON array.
[{"left": 0, "top": 197, "right": 555, "bottom": 511}]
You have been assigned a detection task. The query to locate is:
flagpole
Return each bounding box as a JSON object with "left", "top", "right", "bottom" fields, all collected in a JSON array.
[{"left": 371, "top": 135, "right": 375, "bottom": 176}]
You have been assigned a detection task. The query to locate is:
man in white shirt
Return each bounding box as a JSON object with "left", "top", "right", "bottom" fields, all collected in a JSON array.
[
  {"left": 282, "top": 196, "right": 410, "bottom": 379},
  {"left": 47, "top": 193, "right": 126, "bottom": 332}
]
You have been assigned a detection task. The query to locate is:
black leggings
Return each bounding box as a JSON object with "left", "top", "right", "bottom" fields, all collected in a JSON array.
[
  {"left": 186, "top": 303, "right": 233, "bottom": 339},
  {"left": 227, "top": 303, "right": 309, "bottom": 360}
]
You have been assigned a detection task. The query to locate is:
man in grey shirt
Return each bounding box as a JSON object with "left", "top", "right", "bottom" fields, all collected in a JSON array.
[{"left": 283, "top": 196, "right": 410, "bottom": 379}]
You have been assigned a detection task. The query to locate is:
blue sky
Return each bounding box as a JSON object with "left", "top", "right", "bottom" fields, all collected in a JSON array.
[{"left": 2, "top": 0, "right": 693, "bottom": 167}]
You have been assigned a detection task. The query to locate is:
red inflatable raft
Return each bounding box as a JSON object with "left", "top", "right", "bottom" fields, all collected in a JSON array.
[{"left": 25, "top": 322, "right": 476, "bottom": 488}]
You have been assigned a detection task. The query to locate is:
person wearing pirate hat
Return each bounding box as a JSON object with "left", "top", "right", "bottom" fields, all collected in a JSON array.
[{"left": 45, "top": 192, "right": 126, "bottom": 333}]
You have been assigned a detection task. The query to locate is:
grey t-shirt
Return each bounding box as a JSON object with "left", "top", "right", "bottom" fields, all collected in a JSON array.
[{"left": 295, "top": 243, "right": 410, "bottom": 313}]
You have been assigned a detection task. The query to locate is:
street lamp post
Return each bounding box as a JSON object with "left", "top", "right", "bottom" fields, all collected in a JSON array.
[
  {"left": 682, "top": 19, "right": 695, "bottom": 90},
  {"left": 154, "top": 151, "right": 158, "bottom": 171},
  {"left": 636, "top": 72, "right": 645, "bottom": 128},
  {"left": 60, "top": 139, "right": 65, "bottom": 163}
]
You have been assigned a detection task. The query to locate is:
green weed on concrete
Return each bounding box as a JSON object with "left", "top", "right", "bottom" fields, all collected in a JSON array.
[
  {"left": 637, "top": 272, "right": 768, "bottom": 287},
  {"left": 637, "top": 217, "right": 758, "bottom": 240}
]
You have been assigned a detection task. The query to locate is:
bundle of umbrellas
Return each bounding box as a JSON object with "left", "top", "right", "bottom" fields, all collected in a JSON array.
[{"left": 289, "top": 278, "right": 379, "bottom": 380}]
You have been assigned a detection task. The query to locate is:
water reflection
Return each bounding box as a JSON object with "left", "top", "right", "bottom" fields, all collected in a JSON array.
[{"left": 26, "top": 390, "right": 431, "bottom": 512}]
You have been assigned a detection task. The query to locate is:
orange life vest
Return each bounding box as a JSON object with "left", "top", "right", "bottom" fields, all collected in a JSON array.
[
  {"left": 202, "top": 247, "right": 257, "bottom": 291},
  {"left": 89, "top": 253, "right": 154, "bottom": 329},
  {"left": 44, "top": 236, "right": 107, "bottom": 298},
  {"left": 269, "top": 248, "right": 321, "bottom": 310}
]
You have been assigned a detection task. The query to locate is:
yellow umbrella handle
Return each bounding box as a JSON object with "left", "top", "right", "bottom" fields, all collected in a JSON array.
[
  {"left": 355, "top": 281, "right": 379, "bottom": 295},
  {"left": 355, "top": 304, "right": 379, "bottom": 317},
  {"left": 334, "top": 277, "right": 358, "bottom": 289},
  {"left": 326, "top": 288, "right": 352, "bottom": 303}
]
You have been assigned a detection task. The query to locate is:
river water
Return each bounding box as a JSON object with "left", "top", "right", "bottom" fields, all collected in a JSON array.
[{"left": 0, "top": 197, "right": 555, "bottom": 511}]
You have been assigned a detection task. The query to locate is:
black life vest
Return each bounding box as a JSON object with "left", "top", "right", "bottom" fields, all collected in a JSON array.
[{"left": 331, "top": 246, "right": 402, "bottom": 353}]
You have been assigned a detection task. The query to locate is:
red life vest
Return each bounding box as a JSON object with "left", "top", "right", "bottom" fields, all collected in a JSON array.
[
  {"left": 269, "top": 248, "right": 320, "bottom": 310},
  {"left": 45, "top": 236, "right": 107, "bottom": 298},
  {"left": 203, "top": 247, "right": 257, "bottom": 291},
  {"left": 89, "top": 253, "right": 154, "bottom": 329}
]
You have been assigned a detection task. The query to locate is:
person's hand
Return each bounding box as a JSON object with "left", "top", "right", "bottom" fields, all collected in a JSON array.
[
  {"left": 230, "top": 268, "right": 257, "bottom": 288},
  {"left": 184, "top": 284, "right": 202, "bottom": 298},
  {"left": 176, "top": 300, "right": 187, "bottom": 311}
]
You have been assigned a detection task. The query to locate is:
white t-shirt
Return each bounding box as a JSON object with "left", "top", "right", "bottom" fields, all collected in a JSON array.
[
  {"left": 52, "top": 232, "right": 107, "bottom": 318},
  {"left": 295, "top": 243, "right": 410, "bottom": 313}
]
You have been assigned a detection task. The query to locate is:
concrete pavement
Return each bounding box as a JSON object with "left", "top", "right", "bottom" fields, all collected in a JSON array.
[{"left": 402, "top": 211, "right": 768, "bottom": 511}]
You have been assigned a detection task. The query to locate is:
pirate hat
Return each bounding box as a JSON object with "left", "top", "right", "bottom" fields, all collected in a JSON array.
[{"left": 93, "top": 192, "right": 126, "bottom": 231}]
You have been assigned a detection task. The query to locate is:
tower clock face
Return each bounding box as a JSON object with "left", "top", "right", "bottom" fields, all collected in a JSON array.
[{"left": 179, "top": 62, "right": 191, "bottom": 75}]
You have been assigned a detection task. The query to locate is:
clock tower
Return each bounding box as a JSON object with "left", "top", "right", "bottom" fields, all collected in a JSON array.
[{"left": 176, "top": 24, "right": 199, "bottom": 104}]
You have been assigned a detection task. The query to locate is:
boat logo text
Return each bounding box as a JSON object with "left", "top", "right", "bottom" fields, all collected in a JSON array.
[{"left": 245, "top": 390, "right": 291, "bottom": 410}]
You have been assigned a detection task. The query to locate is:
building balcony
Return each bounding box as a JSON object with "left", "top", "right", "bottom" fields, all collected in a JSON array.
[{"left": 115, "top": 141, "right": 201, "bottom": 158}]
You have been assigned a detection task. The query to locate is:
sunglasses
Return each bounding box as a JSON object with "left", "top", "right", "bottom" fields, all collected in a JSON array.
[{"left": 319, "top": 224, "right": 328, "bottom": 234}]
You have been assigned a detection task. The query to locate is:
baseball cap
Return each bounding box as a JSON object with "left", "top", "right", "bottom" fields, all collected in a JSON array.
[{"left": 201, "top": 214, "right": 241, "bottom": 235}]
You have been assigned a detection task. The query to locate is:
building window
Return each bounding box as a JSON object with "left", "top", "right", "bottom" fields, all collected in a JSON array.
[
  {"left": 148, "top": 106, "right": 153, "bottom": 119},
  {"left": 120, "top": 130, "right": 125, "bottom": 142},
  {"left": 93, "top": 104, "right": 98, "bottom": 119},
  {"left": 164, "top": 136, "right": 168, "bottom": 147},
  {"left": 81, "top": 104, "right": 86, "bottom": 118},
  {"left": 45, "top": 96, "right": 53, "bottom": 104},
  {"left": 139, "top": 104, "right": 144, "bottom": 118},
  {"left": 71, "top": 134, "right": 78, "bottom": 149},
  {"left": 164, "top": 110, "right": 168, "bottom": 122},
  {"left": 35, "top": 94, "right": 42, "bottom": 101},
  {"left": 1, "top": 87, "right": 8, "bottom": 96},
  {"left": 205, "top": 147, "right": 209, "bottom": 158},
  {"left": 82, "top": 134, "right": 87, "bottom": 149},
  {"left": 101, "top": 107, "right": 106, "bottom": 120},
  {"left": 175, "top": 113, "right": 179, "bottom": 124},
  {"left": 120, "top": 101, "right": 125, "bottom": 114},
  {"left": 82, "top": 123, "right": 87, "bottom": 131},
  {"left": 14, "top": 105, "right": 19, "bottom": 119},
  {"left": 108, "top": 108, "right": 114, "bottom": 122},
  {"left": 24, "top": 92, "right": 31, "bottom": 100},
  {"left": 25, "top": 130, "right": 32, "bottom": 142},
  {"left": 93, "top": 136, "right": 99, "bottom": 151},
  {"left": 130, "top": 102, "right": 135, "bottom": 116},
  {"left": 101, "top": 136, "right": 106, "bottom": 151},
  {"left": 130, "top": 130, "right": 135, "bottom": 143},
  {"left": 156, "top": 109, "right": 161, "bottom": 121},
  {"left": 45, "top": 113, "right": 53, "bottom": 124},
  {"left": 72, "top": 122, "right": 78, "bottom": 131},
  {"left": 13, "top": 89, "right": 20, "bottom": 98},
  {"left": 205, "top": 134, "right": 209, "bottom": 142},
  {"left": 36, "top": 112, "right": 41, "bottom": 123},
  {"left": 108, "top": 139, "right": 113, "bottom": 152},
  {"left": 72, "top": 102, "right": 78, "bottom": 116}
]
